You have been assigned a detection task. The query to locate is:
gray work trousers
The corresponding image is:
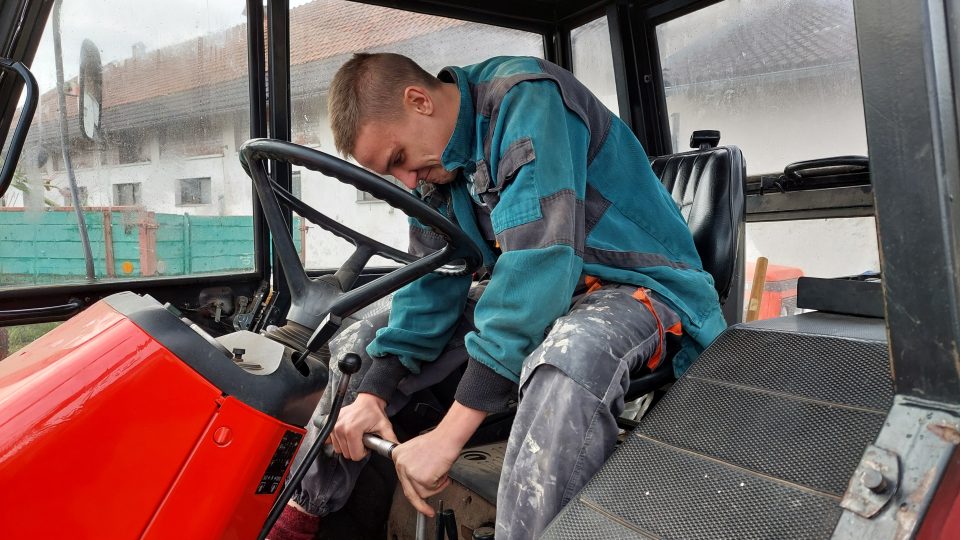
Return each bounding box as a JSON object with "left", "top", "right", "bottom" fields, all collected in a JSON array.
[{"left": 290, "top": 284, "right": 678, "bottom": 540}]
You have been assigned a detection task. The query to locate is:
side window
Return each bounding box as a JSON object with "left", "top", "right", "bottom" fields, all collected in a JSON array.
[
  {"left": 656, "top": 0, "right": 867, "bottom": 169},
  {"left": 291, "top": 171, "right": 302, "bottom": 199},
  {"left": 571, "top": 16, "right": 620, "bottom": 116},
  {"left": 655, "top": 0, "right": 879, "bottom": 319},
  {"left": 288, "top": 1, "right": 544, "bottom": 269},
  {"left": 1, "top": 1, "right": 252, "bottom": 288}
]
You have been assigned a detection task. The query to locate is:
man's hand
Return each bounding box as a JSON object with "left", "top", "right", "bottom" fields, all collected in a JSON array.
[
  {"left": 330, "top": 393, "right": 397, "bottom": 461},
  {"left": 391, "top": 401, "right": 486, "bottom": 517},
  {"left": 392, "top": 430, "right": 458, "bottom": 516}
]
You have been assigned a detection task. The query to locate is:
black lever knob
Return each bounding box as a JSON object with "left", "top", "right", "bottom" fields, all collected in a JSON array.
[{"left": 339, "top": 352, "right": 362, "bottom": 375}]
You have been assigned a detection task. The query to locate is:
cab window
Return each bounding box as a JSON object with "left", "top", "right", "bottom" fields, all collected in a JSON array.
[
  {"left": 571, "top": 15, "right": 620, "bottom": 117},
  {"left": 0, "top": 322, "right": 60, "bottom": 360},
  {"left": 287, "top": 0, "right": 544, "bottom": 269},
  {"left": 655, "top": 0, "right": 878, "bottom": 318},
  {"left": 1, "top": 0, "right": 254, "bottom": 288}
]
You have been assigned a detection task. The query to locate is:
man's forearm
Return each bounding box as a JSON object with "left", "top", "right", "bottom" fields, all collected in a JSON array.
[{"left": 433, "top": 401, "right": 487, "bottom": 450}]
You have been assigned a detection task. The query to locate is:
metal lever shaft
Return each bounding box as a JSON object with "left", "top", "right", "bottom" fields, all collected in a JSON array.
[
  {"left": 257, "top": 353, "right": 362, "bottom": 540},
  {"left": 362, "top": 433, "right": 397, "bottom": 458},
  {"left": 362, "top": 435, "right": 428, "bottom": 540}
]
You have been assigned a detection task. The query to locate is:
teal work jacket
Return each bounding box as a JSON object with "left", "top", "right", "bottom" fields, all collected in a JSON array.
[{"left": 367, "top": 56, "right": 726, "bottom": 384}]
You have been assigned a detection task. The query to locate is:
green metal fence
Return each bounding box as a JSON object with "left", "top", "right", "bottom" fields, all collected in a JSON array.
[
  {"left": 155, "top": 214, "right": 257, "bottom": 275},
  {"left": 0, "top": 209, "right": 301, "bottom": 286}
]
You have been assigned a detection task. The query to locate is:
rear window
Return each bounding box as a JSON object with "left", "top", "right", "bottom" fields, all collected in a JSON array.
[{"left": 655, "top": 0, "right": 867, "bottom": 175}]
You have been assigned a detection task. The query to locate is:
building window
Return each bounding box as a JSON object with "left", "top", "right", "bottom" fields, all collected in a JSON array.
[
  {"left": 357, "top": 175, "right": 404, "bottom": 203},
  {"left": 117, "top": 131, "right": 149, "bottom": 164},
  {"left": 64, "top": 137, "right": 97, "bottom": 169},
  {"left": 113, "top": 182, "right": 141, "bottom": 206},
  {"left": 177, "top": 177, "right": 212, "bottom": 205},
  {"left": 62, "top": 186, "right": 89, "bottom": 207}
]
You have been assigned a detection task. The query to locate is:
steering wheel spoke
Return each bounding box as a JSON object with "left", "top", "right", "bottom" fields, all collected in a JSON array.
[{"left": 334, "top": 244, "right": 377, "bottom": 291}]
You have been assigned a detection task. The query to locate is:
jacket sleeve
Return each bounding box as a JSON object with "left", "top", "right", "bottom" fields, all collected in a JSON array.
[
  {"left": 458, "top": 80, "right": 591, "bottom": 409},
  {"left": 359, "top": 208, "right": 473, "bottom": 402}
]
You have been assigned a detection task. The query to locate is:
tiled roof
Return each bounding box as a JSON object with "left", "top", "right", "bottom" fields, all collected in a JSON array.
[
  {"left": 30, "top": 0, "right": 859, "bottom": 131},
  {"left": 289, "top": 0, "right": 463, "bottom": 66},
  {"left": 661, "top": 0, "right": 858, "bottom": 87},
  {"left": 34, "top": 0, "right": 464, "bottom": 122}
]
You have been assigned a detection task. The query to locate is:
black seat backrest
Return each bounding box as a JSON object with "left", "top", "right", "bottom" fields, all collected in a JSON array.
[{"left": 650, "top": 146, "right": 746, "bottom": 304}]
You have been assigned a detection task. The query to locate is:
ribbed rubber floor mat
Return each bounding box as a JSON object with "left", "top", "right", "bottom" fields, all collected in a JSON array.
[{"left": 543, "top": 312, "right": 892, "bottom": 540}]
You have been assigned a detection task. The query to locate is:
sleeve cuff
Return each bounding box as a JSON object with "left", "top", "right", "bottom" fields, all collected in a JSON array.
[
  {"left": 454, "top": 358, "right": 517, "bottom": 414},
  {"left": 356, "top": 355, "right": 410, "bottom": 403}
]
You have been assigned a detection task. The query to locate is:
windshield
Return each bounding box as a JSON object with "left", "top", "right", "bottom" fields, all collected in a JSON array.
[
  {"left": 0, "top": 0, "right": 545, "bottom": 289},
  {"left": 0, "top": 0, "right": 254, "bottom": 289}
]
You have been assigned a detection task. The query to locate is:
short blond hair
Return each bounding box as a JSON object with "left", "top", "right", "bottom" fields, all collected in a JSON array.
[{"left": 328, "top": 53, "right": 441, "bottom": 156}]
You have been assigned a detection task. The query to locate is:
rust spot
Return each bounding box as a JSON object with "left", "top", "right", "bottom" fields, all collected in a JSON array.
[
  {"left": 895, "top": 468, "right": 938, "bottom": 539},
  {"left": 928, "top": 423, "right": 960, "bottom": 444}
]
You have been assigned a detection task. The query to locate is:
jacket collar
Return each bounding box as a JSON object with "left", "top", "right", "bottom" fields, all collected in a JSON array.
[{"left": 438, "top": 66, "right": 476, "bottom": 171}]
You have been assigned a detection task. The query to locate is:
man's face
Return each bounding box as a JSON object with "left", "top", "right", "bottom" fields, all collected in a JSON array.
[{"left": 352, "top": 88, "right": 458, "bottom": 190}]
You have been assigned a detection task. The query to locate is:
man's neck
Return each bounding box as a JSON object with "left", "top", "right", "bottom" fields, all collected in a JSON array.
[{"left": 436, "top": 81, "right": 461, "bottom": 136}]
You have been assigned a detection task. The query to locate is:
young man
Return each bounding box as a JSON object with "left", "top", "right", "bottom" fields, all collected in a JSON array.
[{"left": 271, "top": 52, "right": 726, "bottom": 540}]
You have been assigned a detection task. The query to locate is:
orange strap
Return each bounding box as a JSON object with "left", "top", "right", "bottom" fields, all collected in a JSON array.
[
  {"left": 582, "top": 277, "right": 681, "bottom": 371},
  {"left": 632, "top": 287, "right": 682, "bottom": 371},
  {"left": 584, "top": 275, "right": 603, "bottom": 294}
]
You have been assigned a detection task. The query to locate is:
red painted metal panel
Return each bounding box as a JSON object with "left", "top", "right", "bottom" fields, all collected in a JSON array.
[
  {"left": 143, "top": 396, "right": 305, "bottom": 539},
  {"left": 918, "top": 448, "right": 960, "bottom": 539},
  {"left": 0, "top": 302, "right": 222, "bottom": 538}
]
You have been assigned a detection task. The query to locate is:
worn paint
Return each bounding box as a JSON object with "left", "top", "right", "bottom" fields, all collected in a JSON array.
[{"left": 928, "top": 422, "right": 960, "bottom": 445}]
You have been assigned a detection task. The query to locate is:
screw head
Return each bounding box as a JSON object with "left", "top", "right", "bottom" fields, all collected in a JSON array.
[{"left": 213, "top": 426, "right": 233, "bottom": 446}]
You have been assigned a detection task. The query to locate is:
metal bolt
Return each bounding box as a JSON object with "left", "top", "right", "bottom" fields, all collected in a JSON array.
[
  {"left": 862, "top": 468, "right": 887, "bottom": 494},
  {"left": 472, "top": 525, "right": 495, "bottom": 540}
]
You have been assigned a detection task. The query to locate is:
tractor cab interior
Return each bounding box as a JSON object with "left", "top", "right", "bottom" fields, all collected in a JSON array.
[{"left": 1, "top": 0, "right": 959, "bottom": 539}]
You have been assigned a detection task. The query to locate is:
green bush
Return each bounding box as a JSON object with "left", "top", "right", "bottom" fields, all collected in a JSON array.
[{"left": 1, "top": 322, "right": 62, "bottom": 358}]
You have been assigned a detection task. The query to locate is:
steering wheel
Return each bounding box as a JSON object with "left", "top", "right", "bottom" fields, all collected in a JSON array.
[{"left": 239, "top": 139, "right": 482, "bottom": 355}]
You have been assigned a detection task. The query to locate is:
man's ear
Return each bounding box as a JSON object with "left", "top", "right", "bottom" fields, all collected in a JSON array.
[{"left": 403, "top": 86, "right": 433, "bottom": 116}]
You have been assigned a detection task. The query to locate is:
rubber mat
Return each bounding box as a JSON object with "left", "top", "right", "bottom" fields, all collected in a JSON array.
[{"left": 543, "top": 312, "right": 892, "bottom": 539}]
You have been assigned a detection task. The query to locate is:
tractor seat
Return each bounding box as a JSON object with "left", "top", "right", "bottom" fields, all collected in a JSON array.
[
  {"left": 651, "top": 134, "right": 746, "bottom": 304},
  {"left": 626, "top": 133, "right": 746, "bottom": 400}
]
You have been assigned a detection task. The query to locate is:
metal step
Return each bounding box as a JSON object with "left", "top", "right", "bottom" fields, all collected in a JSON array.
[{"left": 543, "top": 312, "right": 893, "bottom": 539}]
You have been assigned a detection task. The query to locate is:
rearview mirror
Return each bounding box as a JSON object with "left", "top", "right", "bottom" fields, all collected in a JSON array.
[{"left": 78, "top": 39, "right": 102, "bottom": 141}]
